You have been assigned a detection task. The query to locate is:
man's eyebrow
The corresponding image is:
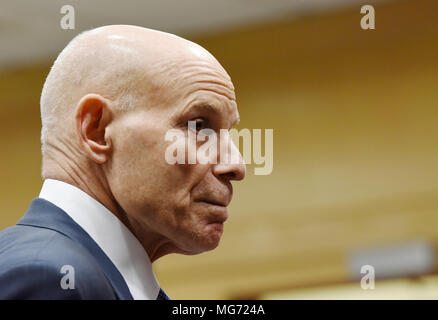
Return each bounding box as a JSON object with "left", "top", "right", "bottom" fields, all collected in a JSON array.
[
  {"left": 183, "top": 102, "right": 220, "bottom": 114},
  {"left": 183, "top": 102, "right": 240, "bottom": 127}
]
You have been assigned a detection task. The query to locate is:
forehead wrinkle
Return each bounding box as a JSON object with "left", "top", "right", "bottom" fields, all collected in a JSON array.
[
  {"left": 171, "top": 60, "right": 235, "bottom": 100},
  {"left": 180, "top": 75, "right": 235, "bottom": 101},
  {"left": 178, "top": 75, "right": 236, "bottom": 102},
  {"left": 176, "top": 60, "right": 231, "bottom": 81},
  {"left": 185, "top": 86, "right": 236, "bottom": 103}
]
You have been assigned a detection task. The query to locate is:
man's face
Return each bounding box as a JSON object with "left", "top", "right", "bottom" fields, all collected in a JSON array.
[{"left": 106, "top": 57, "right": 246, "bottom": 255}]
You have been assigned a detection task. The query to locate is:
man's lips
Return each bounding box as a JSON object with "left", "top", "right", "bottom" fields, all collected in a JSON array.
[
  {"left": 194, "top": 199, "right": 229, "bottom": 223},
  {"left": 197, "top": 199, "right": 229, "bottom": 207}
]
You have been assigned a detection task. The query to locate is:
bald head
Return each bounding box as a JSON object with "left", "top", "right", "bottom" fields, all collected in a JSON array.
[
  {"left": 39, "top": 25, "right": 244, "bottom": 259},
  {"left": 40, "top": 25, "right": 233, "bottom": 158}
]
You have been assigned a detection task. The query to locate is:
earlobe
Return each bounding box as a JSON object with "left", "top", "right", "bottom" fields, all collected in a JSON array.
[{"left": 75, "top": 94, "right": 113, "bottom": 164}]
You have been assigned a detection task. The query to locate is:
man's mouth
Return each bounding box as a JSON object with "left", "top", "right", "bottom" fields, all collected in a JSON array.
[
  {"left": 194, "top": 199, "right": 229, "bottom": 223},
  {"left": 198, "top": 199, "right": 228, "bottom": 207}
]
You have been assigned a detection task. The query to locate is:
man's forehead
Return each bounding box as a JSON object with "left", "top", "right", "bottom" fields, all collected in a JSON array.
[
  {"left": 161, "top": 59, "right": 234, "bottom": 95},
  {"left": 125, "top": 32, "right": 238, "bottom": 126}
]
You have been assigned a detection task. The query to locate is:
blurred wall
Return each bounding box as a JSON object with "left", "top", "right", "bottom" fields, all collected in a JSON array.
[{"left": 1, "top": 0, "right": 437, "bottom": 299}]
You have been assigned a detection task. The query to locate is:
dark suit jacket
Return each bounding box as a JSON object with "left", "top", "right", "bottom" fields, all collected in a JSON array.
[{"left": 0, "top": 198, "right": 134, "bottom": 299}]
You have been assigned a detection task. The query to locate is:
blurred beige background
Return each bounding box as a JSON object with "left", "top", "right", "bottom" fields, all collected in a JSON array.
[{"left": 1, "top": 0, "right": 438, "bottom": 299}]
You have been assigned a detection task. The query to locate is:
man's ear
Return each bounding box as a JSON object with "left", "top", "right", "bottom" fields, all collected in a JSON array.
[{"left": 75, "top": 94, "right": 113, "bottom": 164}]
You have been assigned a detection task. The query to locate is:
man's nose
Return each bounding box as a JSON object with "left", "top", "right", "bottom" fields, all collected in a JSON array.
[{"left": 213, "top": 139, "right": 246, "bottom": 181}]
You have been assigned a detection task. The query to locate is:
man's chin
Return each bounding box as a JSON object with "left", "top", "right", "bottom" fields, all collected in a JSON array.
[
  {"left": 199, "top": 223, "right": 224, "bottom": 251},
  {"left": 178, "top": 230, "right": 223, "bottom": 255}
]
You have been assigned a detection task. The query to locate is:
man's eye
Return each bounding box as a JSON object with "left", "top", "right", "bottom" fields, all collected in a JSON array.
[{"left": 190, "top": 119, "right": 207, "bottom": 131}]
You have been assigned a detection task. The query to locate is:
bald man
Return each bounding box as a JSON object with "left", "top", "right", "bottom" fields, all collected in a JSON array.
[{"left": 0, "top": 25, "right": 245, "bottom": 300}]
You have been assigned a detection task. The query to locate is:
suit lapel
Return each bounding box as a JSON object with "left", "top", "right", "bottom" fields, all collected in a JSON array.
[{"left": 17, "top": 198, "right": 134, "bottom": 300}]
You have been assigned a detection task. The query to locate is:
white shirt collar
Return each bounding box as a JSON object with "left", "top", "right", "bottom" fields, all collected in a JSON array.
[{"left": 39, "top": 179, "right": 160, "bottom": 300}]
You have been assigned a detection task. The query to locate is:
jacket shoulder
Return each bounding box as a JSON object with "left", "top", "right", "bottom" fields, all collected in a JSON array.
[{"left": 0, "top": 225, "right": 116, "bottom": 299}]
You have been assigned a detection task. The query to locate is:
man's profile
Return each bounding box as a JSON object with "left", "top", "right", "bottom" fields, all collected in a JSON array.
[{"left": 0, "top": 25, "right": 245, "bottom": 299}]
